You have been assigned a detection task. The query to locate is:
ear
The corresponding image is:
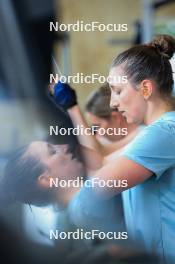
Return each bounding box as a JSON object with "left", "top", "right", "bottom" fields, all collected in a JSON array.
[
  {"left": 38, "top": 171, "right": 51, "bottom": 188},
  {"left": 140, "top": 80, "right": 153, "bottom": 100}
]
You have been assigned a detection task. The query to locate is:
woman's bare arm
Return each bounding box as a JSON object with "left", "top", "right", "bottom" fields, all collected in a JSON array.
[
  {"left": 68, "top": 105, "right": 140, "bottom": 156},
  {"left": 92, "top": 156, "right": 153, "bottom": 198}
]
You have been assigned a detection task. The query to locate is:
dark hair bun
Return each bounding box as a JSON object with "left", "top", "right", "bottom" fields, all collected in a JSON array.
[{"left": 149, "top": 34, "right": 175, "bottom": 59}]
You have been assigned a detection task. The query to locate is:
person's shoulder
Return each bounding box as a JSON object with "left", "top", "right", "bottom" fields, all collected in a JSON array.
[
  {"left": 152, "top": 111, "right": 175, "bottom": 135},
  {"left": 123, "top": 112, "right": 175, "bottom": 153}
]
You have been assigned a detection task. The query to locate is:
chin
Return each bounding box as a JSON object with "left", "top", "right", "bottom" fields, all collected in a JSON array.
[
  {"left": 126, "top": 115, "right": 139, "bottom": 124},
  {"left": 75, "top": 160, "right": 85, "bottom": 176},
  {"left": 126, "top": 117, "right": 134, "bottom": 124}
]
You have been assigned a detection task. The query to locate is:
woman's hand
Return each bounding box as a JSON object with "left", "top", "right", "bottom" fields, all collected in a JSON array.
[{"left": 48, "top": 81, "right": 77, "bottom": 110}]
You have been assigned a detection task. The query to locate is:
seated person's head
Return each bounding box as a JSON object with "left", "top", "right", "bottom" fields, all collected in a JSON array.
[
  {"left": 1, "top": 142, "right": 83, "bottom": 207},
  {"left": 85, "top": 84, "right": 127, "bottom": 142}
]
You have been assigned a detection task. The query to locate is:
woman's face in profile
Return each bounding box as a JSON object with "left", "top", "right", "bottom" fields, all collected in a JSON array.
[
  {"left": 25, "top": 141, "right": 84, "bottom": 182},
  {"left": 108, "top": 66, "right": 146, "bottom": 124}
]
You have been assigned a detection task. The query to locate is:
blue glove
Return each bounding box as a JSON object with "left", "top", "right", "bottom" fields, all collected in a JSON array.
[{"left": 51, "top": 81, "right": 77, "bottom": 110}]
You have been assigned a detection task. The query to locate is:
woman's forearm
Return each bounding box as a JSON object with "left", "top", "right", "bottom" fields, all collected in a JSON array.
[{"left": 68, "top": 105, "right": 103, "bottom": 152}]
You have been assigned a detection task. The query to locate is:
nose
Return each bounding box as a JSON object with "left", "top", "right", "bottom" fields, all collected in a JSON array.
[{"left": 110, "top": 96, "right": 119, "bottom": 110}]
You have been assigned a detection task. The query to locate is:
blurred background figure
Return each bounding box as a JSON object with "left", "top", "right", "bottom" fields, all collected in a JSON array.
[
  {"left": 0, "top": 0, "right": 78, "bottom": 257},
  {"left": 85, "top": 84, "right": 137, "bottom": 146}
]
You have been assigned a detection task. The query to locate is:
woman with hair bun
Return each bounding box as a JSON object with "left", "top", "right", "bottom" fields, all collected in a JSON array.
[{"left": 67, "top": 35, "right": 175, "bottom": 263}]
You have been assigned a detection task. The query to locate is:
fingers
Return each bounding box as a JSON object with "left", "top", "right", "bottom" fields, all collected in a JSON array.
[{"left": 48, "top": 82, "right": 56, "bottom": 95}]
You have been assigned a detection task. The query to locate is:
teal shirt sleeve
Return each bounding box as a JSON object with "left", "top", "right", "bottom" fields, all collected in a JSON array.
[
  {"left": 68, "top": 181, "right": 124, "bottom": 232},
  {"left": 122, "top": 117, "right": 175, "bottom": 180}
]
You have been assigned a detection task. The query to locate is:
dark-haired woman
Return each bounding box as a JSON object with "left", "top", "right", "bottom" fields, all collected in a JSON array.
[{"left": 66, "top": 35, "right": 175, "bottom": 263}]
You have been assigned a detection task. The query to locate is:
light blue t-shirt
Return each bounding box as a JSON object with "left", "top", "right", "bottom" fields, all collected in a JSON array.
[
  {"left": 68, "top": 186, "right": 125, "bottom": 234},
  {"left": 68, "top": 111, "right": 175, "bottom": 261},
  {"left": 122, "top": 111, "right": 175, "bottom": 264}
]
